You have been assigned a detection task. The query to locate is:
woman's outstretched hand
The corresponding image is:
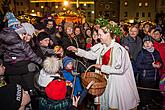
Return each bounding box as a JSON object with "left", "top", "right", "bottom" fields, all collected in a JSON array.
[
  {"left": 93, "top": 64, "right": 102, "bottom": 69},
  {"left": 67, "top": 46, "right": 78, "bottom": 52}
]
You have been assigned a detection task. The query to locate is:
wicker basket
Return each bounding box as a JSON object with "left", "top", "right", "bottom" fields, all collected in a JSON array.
[{"left": 81, "top": 65, "right": 107, "bottom": 96}]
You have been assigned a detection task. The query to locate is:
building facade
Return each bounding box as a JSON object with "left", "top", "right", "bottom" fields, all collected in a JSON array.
[
  {"left": 14, "top": 0, "right": 30, "bottom": 15},
  {"left": 94, "top": 0, "right": 120, "bottom": 22},
  {"left": 120, "top": 0, "right": 156, "bottom": 22},
  {"left": 29, "top": 0, "right": 94, "bottom": 22},
  {"left": 156, "top": 0, "right": 165, "bottom": 13}
]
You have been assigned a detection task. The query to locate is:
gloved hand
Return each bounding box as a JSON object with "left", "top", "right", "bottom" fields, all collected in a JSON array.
[{"left": 28, "top": 63, "right": 39, "bottom": 72}]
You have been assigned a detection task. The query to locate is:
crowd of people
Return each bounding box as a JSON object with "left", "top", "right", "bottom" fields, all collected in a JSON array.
[{"left": 0, "top": 11, "right": 165, "bottom": 110}]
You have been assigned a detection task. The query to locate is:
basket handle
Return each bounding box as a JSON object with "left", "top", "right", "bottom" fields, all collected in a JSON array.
[{"left": 84, "top": 64, "right": 101, "bottom": 78}]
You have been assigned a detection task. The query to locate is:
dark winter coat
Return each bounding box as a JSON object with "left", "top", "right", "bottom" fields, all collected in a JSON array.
[
  {"left": 0, "top": 28, "right": 42, "bottom": 64},
  {"left": 136, "top": 48, "right": 162, "bottom": 81},
  {"left": 122, "top": 35, "right": 142, "bottom": 61}
]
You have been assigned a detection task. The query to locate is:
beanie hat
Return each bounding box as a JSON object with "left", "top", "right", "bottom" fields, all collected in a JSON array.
[
  {"left": 143, "top": 35, "right": 153, "bottom": 43},
  {"left": 0, "top": 84, "right": 23, "bottom": 110},
  {"left": 21, "top": 23, "right": 35, "bottom": 37},
  {"left": 154, "top": 29, "right": 161, "bottom": 34},
  {"left": 5, "top": 12, "right": 20, "bottom": 28},
  {"left": 62, "top": 56, "right": 73, "bottom": 68},
  {"left": 45, "top": 80, "right": 67, "bottom": 100},
  {"left": 37, "top": 32, "right": 50, "bottom": 41}
]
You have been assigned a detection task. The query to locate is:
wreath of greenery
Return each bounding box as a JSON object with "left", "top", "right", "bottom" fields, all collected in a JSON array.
[{"left": 96, "top": 17, "right": 122, "bottom": 36}]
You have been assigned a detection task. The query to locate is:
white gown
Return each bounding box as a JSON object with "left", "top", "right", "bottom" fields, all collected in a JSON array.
[{"left": 75, "top": 39, "right": 140, "bottom": 110}]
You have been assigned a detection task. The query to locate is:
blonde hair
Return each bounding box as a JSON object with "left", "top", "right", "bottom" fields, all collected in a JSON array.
[{"left": 43, "top": 56, "right": 60, "bottom": 74}]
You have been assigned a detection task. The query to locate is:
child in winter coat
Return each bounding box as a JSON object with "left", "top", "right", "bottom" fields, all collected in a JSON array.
[
  {"left": 38, "top": 56, "right": 61, "bottom": 87},
  {"left": 136, "top": 35, "right": 162, "bottom": 109},
  {"left": 62, "top": 56, "right": 83, "bottom": 96}
]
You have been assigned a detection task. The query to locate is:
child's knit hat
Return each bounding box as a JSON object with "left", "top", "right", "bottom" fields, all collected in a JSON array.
[
  {"left": 5, "top": 12, "right": 20, "bottom": 28},
  {"left": 62, "top": 56, "right": 73, "bottom": 68},
  {"left": 143, "top": 35, "right": 153, "bottom": 43}
]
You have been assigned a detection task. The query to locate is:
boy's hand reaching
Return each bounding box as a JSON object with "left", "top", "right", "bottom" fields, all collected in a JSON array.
[{"left": 72, "top": 96, "right": 80, "bottom": 108}]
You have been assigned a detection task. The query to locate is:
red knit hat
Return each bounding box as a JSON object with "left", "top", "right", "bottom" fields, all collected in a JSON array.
[{"left": 45, "top": 80, "right": 67, "bottom": 100}]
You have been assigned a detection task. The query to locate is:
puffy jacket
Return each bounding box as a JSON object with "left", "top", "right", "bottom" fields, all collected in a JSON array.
[
  {"left": 136, "top": 48, "right": 162, "bottom": 81},
  {"left": 0, "top": 28, "right": 42, "bottom": 64}
]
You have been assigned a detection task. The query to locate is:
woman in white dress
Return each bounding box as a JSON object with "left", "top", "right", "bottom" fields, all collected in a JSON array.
[{"left": 67, "top": 18, "right": 140, "bottom": 110}]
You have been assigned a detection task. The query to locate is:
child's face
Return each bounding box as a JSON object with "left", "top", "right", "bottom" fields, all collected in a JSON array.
[
  {"left": 0, "top": 65, "right": 5, "bottom": 75},
  {"left": 66, "top": 62, "right": 73, "bottom": 69},
  {"left": 144, "top": 41, "right": 153, "bottom": 49}
]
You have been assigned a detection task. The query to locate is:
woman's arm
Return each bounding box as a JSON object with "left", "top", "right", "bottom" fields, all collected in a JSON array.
[{"left": 67, "top": 44, "right": 102, "bottom": 60}]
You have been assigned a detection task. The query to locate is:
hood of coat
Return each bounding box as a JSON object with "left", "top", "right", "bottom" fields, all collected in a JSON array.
[{"left": 1, "top": 28, "right": 22, "bottom": 45}]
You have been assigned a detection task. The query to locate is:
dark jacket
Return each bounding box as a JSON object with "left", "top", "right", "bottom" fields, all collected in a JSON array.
[
  {"left": 136, "top": 48, "right": 162, "bottom": 81},
  {"left": 0, "top": 28, "right": 42, "bottom": 64},
  {"left": 122, "top": 35, "right": 142, "bottom": 61}
]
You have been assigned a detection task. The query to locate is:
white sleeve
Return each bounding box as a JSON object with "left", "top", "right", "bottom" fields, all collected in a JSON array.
[{"left": 75, "top": 43, "right": 102, "bottom": 60}]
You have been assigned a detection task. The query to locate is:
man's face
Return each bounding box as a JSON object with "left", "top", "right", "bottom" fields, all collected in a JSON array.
[
  {"left": 129, "top": 27, "right": 138, "bottom": 38},
  {"left": 47, "top": 21, "right": 53, "bottom": 29},
  {"left": 153, "top": 31, "right": 161, "bottom": 40},
  {"left": 40, "top": 38, "right": 50, "bottom": 47}
]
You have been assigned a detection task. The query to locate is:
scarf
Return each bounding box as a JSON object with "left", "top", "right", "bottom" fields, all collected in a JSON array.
[{"left": 143, "top": 46, "right": 154, "bottom": 53}]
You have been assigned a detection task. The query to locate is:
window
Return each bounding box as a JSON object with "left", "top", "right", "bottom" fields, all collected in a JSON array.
[
  {"left": 87, "top": 4, "right": 90, "bottom": 8},
  {"left": 18, "top": 11, "right": 21, "bottom": 15},
  {"left": 124, "top": 1, "right": 128, "bottom": 6},
  {"left": 136, "top": 12, "right": 139, "bottom": 17},
  {"left": 145, "top": 2, "right": 148, "bottom": 7},
  {"left": 45, "top": 2, "right": 48, "bottom": 7},
  {"left": 21, "top": 2, "right": 23, "bottom": 6},
  {"left": 52, "top": 3, "right": 55, "bottom": 6},
  {"left": 124, "top": 12, "right": 128, "bottom": 17},
  {"left": 138, "top": 2, "right": 142, "bottom": 7},
  {"left": 161, "top": 0, "right": 165, "bottom": 6},
  {"left": 112, "top": 11, "right": 115, "bottom": 16},
  {"left": 142, "top": 12, "right": 145, "bottom": 17},
  {"left": 17, "top": 2, "right": 19, "bottom": 6},
  {"left": 148, "top": 12, "right": 151, "bottom": 17},
  {"left": 21, "top": 11, "right": 24, "bottom": 15},
  {"left": 88, "top": 12, "right": 91, "bottom": 17},
  {"left": 99, "top": 11, "right": 103, "bottom": 16},
  {"left": 35, "top": 3, "right": 39, "bottom": 7}
]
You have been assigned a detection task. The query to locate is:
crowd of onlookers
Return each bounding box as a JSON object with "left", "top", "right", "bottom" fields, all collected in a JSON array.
[{"left": 0, "top": 11, "right": 165, "bottom": 110}]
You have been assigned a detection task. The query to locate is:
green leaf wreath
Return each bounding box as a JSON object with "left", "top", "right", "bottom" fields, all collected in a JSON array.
[{"left": 96, "top": 17, "right": 122, "bottom": 36}]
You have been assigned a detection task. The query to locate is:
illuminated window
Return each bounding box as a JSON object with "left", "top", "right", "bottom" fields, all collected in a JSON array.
[
  {"left": 145, "top": 2, "right": 148, "bottom": 6},
  {"left": 139, "top": 2, "right": 142, "bottom": 7},
  {"left": 124, "top": 1, "right": 128, "bottom": 6}
]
